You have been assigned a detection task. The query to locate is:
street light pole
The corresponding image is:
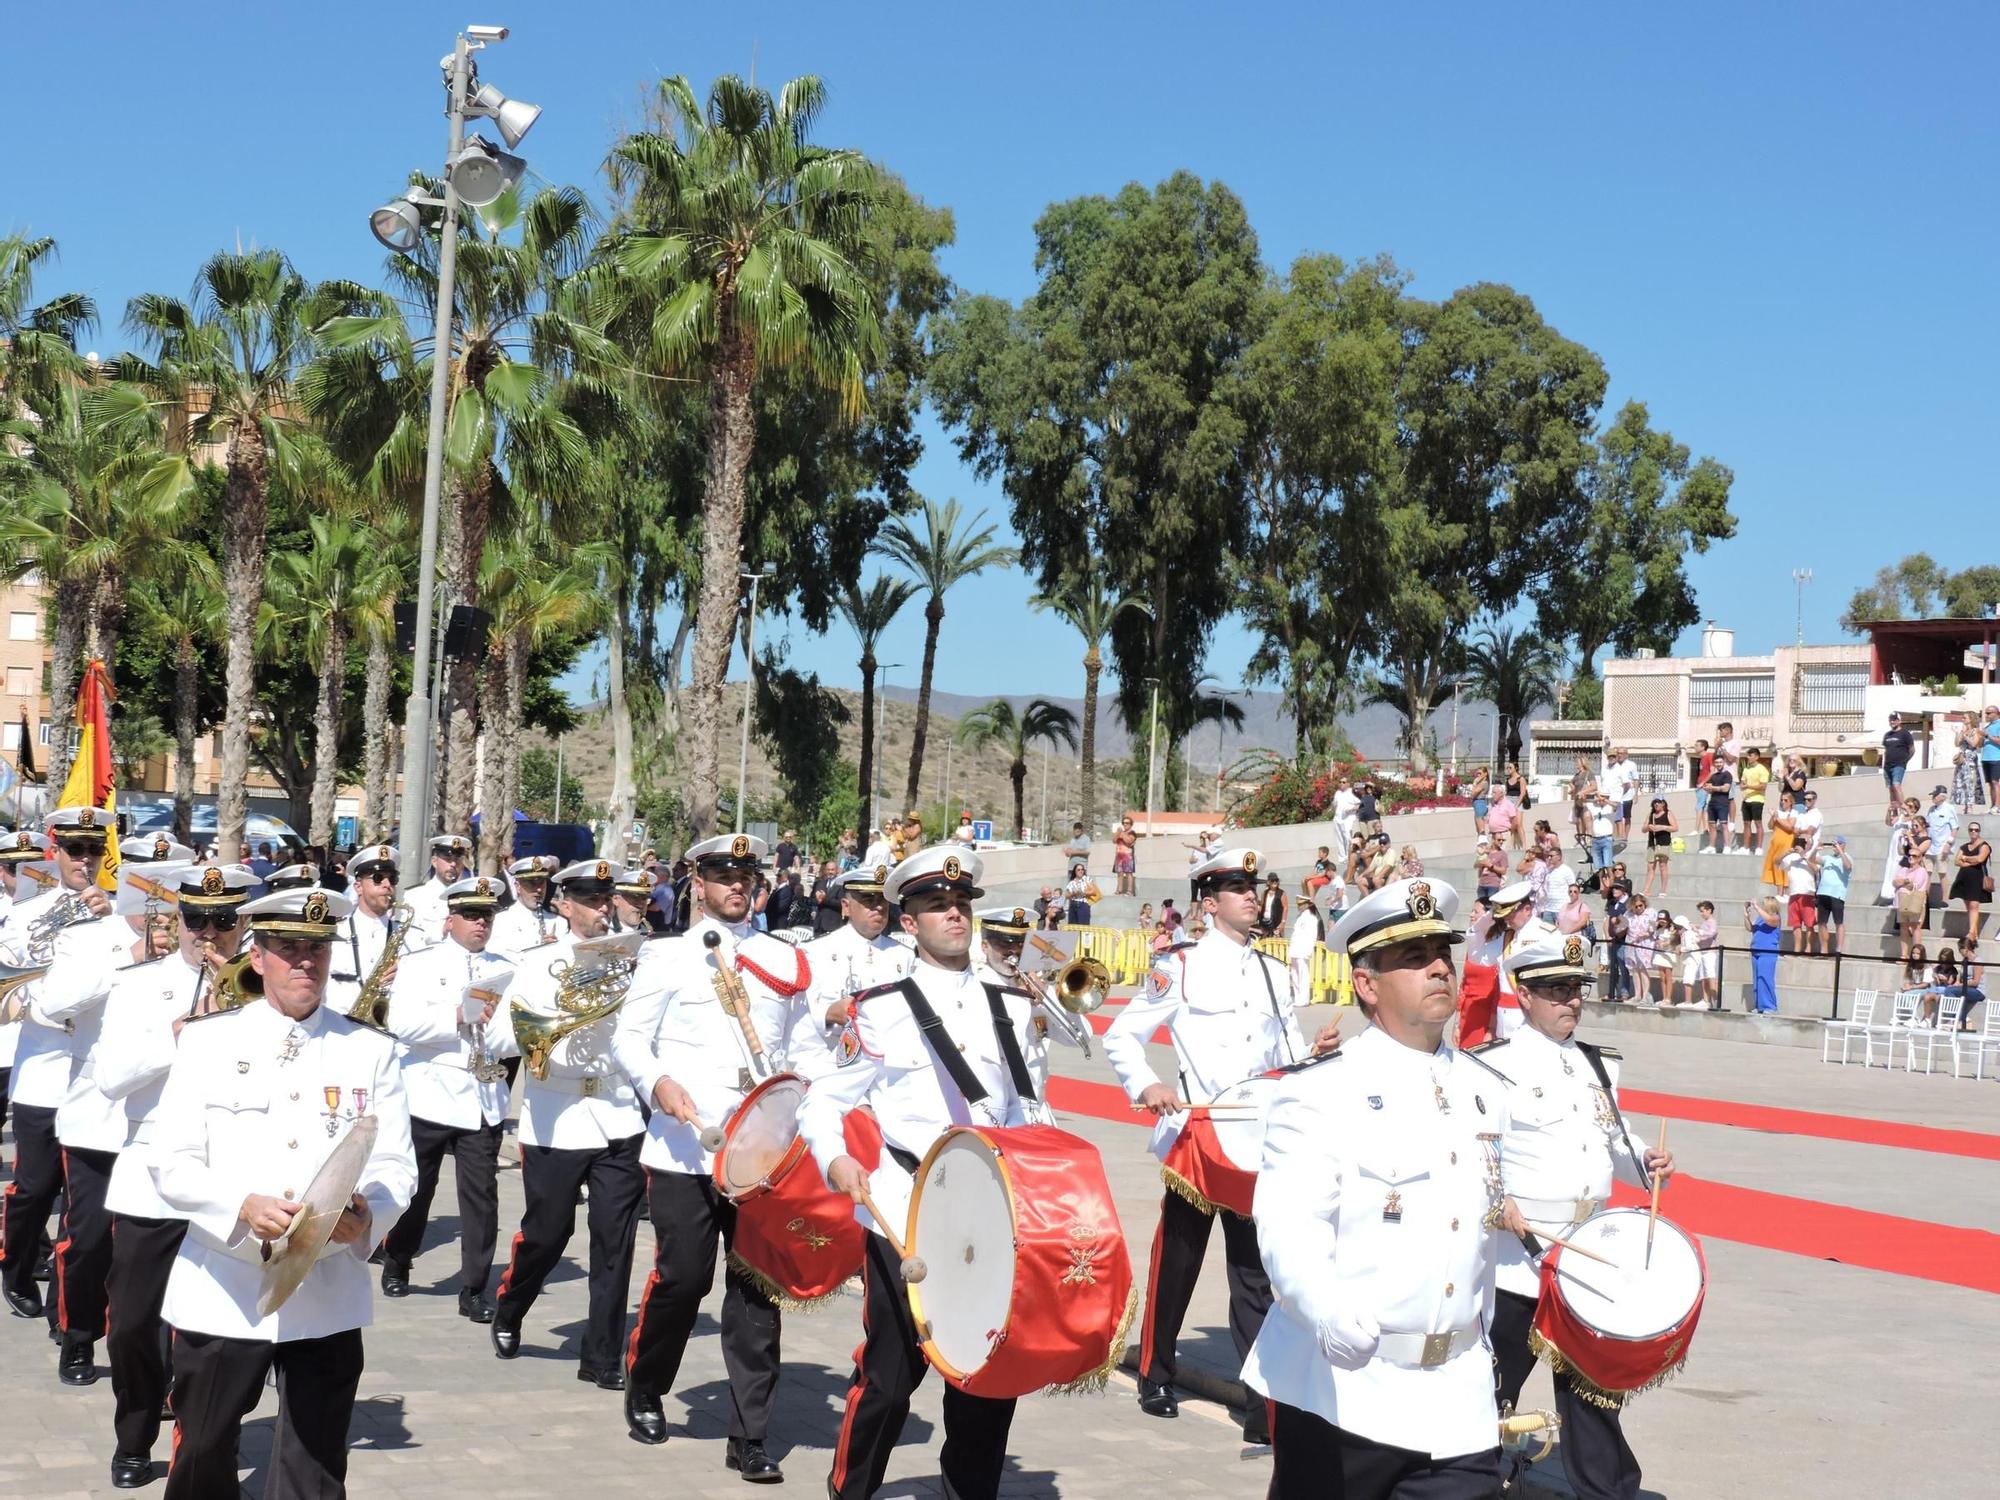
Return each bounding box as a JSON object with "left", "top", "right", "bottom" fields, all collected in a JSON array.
[
  {"left": 733, "top": 565, "right": 774, "bottom": 834},
  {"left": 394, "top": 33, "right": 470, "bottom": 885},
  {"left": 1792, "top": 568, "right": 1813, "bottom": 647},
  {"left": 1144, "top": 677, "right": 1161, "bottom": 836}
]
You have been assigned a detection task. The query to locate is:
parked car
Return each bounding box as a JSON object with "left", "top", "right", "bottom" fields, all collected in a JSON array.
[{"left": 123, "top": 802, "right": 308, "bottom": 859}]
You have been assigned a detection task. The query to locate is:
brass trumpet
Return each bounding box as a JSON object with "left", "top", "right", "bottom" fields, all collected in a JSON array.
[
  {"left": 513, "top": 933, "right": 642, "bottom": 1081},
  {"left": 0, "top": 960, "right": 51, "bottom": 1026}
]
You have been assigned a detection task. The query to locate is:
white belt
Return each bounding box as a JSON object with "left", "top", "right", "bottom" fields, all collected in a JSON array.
[
  {"left": 1376, "top": 1326, "right": 1483, "bottom": 1368},
  {"left": 533, "top": 1073, "right": 615, "bottom": 1099},
  {"left": 1515, "top": 1195, "right": 1601, "bottom": 1224}
]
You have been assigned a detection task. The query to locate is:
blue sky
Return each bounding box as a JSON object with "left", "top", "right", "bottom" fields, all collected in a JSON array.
[{"left": 5, "top": 1, "right": 1995, "bottom": 708}]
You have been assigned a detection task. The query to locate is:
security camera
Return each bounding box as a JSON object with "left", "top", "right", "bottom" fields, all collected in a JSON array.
[{"left": 466, "top": 24, "right": 510, "bottom": 41}]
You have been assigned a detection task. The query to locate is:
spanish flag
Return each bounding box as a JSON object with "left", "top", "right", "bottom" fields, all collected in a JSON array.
[{"left": 58, "top": 658, "right": 118, "bottom": 890}]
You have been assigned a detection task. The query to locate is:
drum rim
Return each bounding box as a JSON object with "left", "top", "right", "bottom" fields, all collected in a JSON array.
[
  {"left": 712, "top": 1070, "right": 810, "bottom": 1203},
  {"left": 1556, "top": 1208, "right": 1708, "bottom": 1343},
  {"left": 906, "top": 1125, "right": 1016, "bottom": 1387}
]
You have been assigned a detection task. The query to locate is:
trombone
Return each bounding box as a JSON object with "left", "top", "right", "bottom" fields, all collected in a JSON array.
[{"left": 1015, "top": 931, "right": 1110, "bottom": 1057}]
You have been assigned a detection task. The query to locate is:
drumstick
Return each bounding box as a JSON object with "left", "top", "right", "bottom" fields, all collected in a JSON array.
[
  {"left": 1645, "top": 1119, "right": 1668, "bottom": 1269},
  {"left": 855, "top": 1186, "right": 928, "bottom": 1283},
  {"left": 1538, "top": 1232, "right": 1616, "bottom": 1268},
  {"left": 692, "top": 1117, "right": 727, "bottom": 1154}
]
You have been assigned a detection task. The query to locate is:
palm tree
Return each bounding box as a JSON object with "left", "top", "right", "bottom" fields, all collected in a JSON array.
[
  {"left": 603, "top": 73, "right": 885, "bottom": 837},
  {"left": 837, "top": 575, "right": 917, "bottom": 836},
  {"left": 0, "top": 232, "right": 97, "bottom": 400},
  {"left": 875, "top": 496, "right": 1016, "bottom": 811},
  {"left": 955, "top": 698, "right": 1081, "bottom": 844},
  {"left": 1462, "top": 622, "right": 1565, "bottom": 769},
  {"left": 128, "top": 560, "right": 224, "bottom": 842},
  {"left": 1032, "top": 577, "right": 1149, "bottom": 830},
  {"left": 122, "top": 251, "right": 354, "bottom": 861}
]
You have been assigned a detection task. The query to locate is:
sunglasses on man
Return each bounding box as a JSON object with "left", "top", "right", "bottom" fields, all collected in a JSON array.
[
  {"left": 181, "top": 911, "right": 239, "bottom": 932},
  {"left": 56, "top": 839, "right": 102, "bottom": 858}
]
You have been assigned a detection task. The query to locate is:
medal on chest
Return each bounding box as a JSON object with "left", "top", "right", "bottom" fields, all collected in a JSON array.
[{"left": 1382, "top": 1188, "right": 1403, "bottom": 1224}]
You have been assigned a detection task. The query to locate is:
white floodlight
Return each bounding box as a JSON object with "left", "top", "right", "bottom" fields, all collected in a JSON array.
[
  {"left": 369, "top": 192, "right": 427, "bottom": 252},
  {"left": 465, "top": 80, "right": 541, "bottom": 146},
  {"left": 466, "top": 24, "right": 510, "bottom": 41},
  {"left": 446, "top": 136, "right": 525, "bottom": 207}
]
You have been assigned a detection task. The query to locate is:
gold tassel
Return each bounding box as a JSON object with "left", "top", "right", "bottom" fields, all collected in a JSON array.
[
  {"left": 725, "top": 1250, "right": 854, "bottom": 1314},
  {"left": 1160, "top": 1165, "right": 1219, "bottom": 1217},
  {"left": 1528, "top": 1327, "right": 1685, "bottom": 1410},
  {"left": 1044, "top": 1284, "right": 1141, "bottom": 1397}
]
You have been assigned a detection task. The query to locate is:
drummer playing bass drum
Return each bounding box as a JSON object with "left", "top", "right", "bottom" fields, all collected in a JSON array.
[
  {"left": 799, "top": 846, "right": 1040, "bottom": 1500},
  {"left": 1475, "top": 937, "right": 1675, "bottom": 1500}
]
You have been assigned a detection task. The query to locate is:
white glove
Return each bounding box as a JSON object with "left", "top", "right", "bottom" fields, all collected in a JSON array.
[{"left": 1315, "top": 1307, "right": 1380, "bottom": 1369}]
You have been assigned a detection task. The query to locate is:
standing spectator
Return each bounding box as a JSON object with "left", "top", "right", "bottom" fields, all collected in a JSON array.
[
  {"left": 1761, "top": 789, "right": 1799, "bottom": 890},
  {"left": 810, "top": 861, "right": 844, "bottom": 936},
  {"left": 837, "top": 829, "right": 859, "bottom": 871},
  {"left": 1287, "top": 883, "right": 1324, "bottom": 1004},
  {"left": 1714, "top": 722, "right": 1742, "bottom": 775},
  {"left": 1746, "top": 897, "right": 1782, "bottom": 1013},
  {"left": 1926, "top": 785, "right": 1961, "bottom": 887},
  {"left": 1701, "top": 755, "right": 1735, "bottom": 854},
  {"left": 1692, "top": 739, "right": 1714, "bottom": 801},
  {"left": 1519, "top": 845, "right": 1553, "bottom": 916},
  {"left": 1893, "top": 851, "right": 1930, "bottom": 963},
  {"left": 1781, "top": 846, "right": 1820, "bottom": 941},
  {"left": 1602, "top": 746, "right": 1639, "bottom": 842},
  {"left": 1467, "top": 767, "right": 1492, "bottom": 835},
  {"left": 1161, "top": 898, "right": 1184, "bottom": 934},
  {"left": 1791, "top": 788, "right": 1826, "bottom": 853},
  {"left": 1064, "top": 862, "right": 1096, "bottom": 927},
  {"left": 950, "top": 811, "right": 977, "bottom": 844},
  {"left": 1112, "top": 816, "right": 1138, "bottom": 896},
  {"left": 1949, "top": 819, "right": 1992, "bottom": 948},
  {"left": 1642, "top": 796, "right": 1677, "bottom": 897},
  {"left": 1881, "top": 710, "right": 1916, "bottom": 821},
  {"left": 1568, "top": 756, "right": 1597, "bottom": 845},
  {"left": 1654, "top": 914, "right": 1684, "bottom": 1003},
  {"left": 1257, "top": 873, "right": 1287, "bottom": 937},
  {"left": 1813, "top": 836, "right": 1853, "bottom": 956},
  {"left": 1355, "top": 780, "right": 1382, "bottom": 838},
  {"left": 766, "top": 869, "right": 798, "bottom": 930},
  {"left": 1331, "top": 777, "right": 1361, "bottom": 860},
  {"left": 1603, "top": 880, "right": 1632, "bottom": 1001},
  {"left": 773, "top": 829, "right": 799, "bottom": 876},
  {"left": 1879, "top": 799, "right": 1922, "bottom": 905},
  {"left": 1672, "top": 901, "right": 1719, "bottom": 1010},
  {"left": 1138, "top": 902, "right": 1155, "bottom": 929},
  {"left": 1981, "top": 703, "right": 2000, "bottom": 814},
  {"left": 1739, "top": 748, "right": 1771, "bottom": 857},
  {"left": 1954, "top": 715, "right": 1985, "bottom": 813},
  {"left": 1623, "top": 895, "right": 1658, "bottom": 1002},
  {"left": 1062, "top": 821, "right": 1092, "bottom": 872},
  {"left": 1184, "top": 827, "right": 1218, "bottom": 876},
  {"left": 246, "top": 840, "right": 278, "bottom": 881},
  {"left": 1781, "top": 753, "right": 1811, "bottom": 807},
  {"left": 1485, "top": 790, "right": 1519, "bottom": 853},
  {"left": 1586, "top": 790, "right": 1616, "bottom": 879},
  {"left": 1543, "top": 848, "right": 1580, "bottom": 922},
  {"left": 1474, "top": 835, "right": 1508, "bottom": 903}
]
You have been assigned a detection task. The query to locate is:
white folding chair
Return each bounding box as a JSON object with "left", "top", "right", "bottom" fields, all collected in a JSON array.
[
  {"left": 1821, "top": 989, "right": 1878, "bottom": 1065},
  {"left": 1863, "top": 989, "right": 1922, "bottom": 1068},
  {"left": 1904, "top": 995, "right": 1965, "bottom": 1074},
  {"left": 1951, "top": 1000, "right": 2000, "bottom": 1080}
]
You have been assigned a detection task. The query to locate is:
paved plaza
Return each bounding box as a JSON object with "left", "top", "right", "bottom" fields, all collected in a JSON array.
[{"left": 2, "top": 1013, "right": 1996, "bottom": 1499}]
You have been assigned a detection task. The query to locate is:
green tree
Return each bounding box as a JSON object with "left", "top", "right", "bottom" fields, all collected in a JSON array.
[
  {"left": 1461, "top": 623, "right": 1565, "bottom": 768},
  {"left": 751, "top": 641, "right": 852, "bottom": 831},
  {"left": 603, "top": 73, "right": 885, "bottom": 838},
  {"left": 954, "top": 698, "right": 1080, "bottom": 845},
  {"left": 1838, "top": 553, "right": 2000, "bottom": 630},
  {"left": 875, "top": 495, "right": 1016, "bottom": 810},
  {"left": 1031, "top": 578, "right": 1148, "bottom": 830},
  {"left": 128, "top": 540, "right": 224, "bottom": 842},
  {"left": 518, "top": 745, "right": 589, "bottom": 823},
  {"left": 836, "top": 575, "right": 917, "bottom": 836},
  {"left": 0, "top": 232, "right": 97, "bottom": 402}
]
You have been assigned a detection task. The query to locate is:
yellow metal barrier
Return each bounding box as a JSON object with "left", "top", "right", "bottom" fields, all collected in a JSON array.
[{"left": 992, "top": 923, "right": 1354, "bottom": 1007}]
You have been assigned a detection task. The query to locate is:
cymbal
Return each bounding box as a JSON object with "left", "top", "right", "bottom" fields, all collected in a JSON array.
[{"left": 256, "top": 1115, "right": 378, "bottom": 1317}]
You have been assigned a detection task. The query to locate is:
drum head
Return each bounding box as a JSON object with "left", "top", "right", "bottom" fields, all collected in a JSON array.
[
  {"left": 909, "top": 1131, "right": 1013, "bottom": 1382},
  {"left": 1206, "top": 1076, "right": 1276, "bottom": 1172},
  {"left": 719, "top": 1076, "right": 808, "bottom": 1197},
  {"left": 1559, "top": 1208, "right": 1704, "bottom": 1340}
]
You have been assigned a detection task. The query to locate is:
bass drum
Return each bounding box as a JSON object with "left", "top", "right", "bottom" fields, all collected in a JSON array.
[
  {"left": 905, "top": 1124, "right": 1135, "bottom": 1399},
  {"left": 1159, "top": 1074, "right": 1276, "bottom": 1218},
  {"left": 1532, "top": 1206, "right": 1705, "bottom": 1405}
]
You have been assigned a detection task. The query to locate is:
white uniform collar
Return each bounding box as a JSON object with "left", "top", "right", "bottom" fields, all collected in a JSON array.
[
  {"left": 690, "top": 912, "right": 754, "bottom": 943},
  {"left": 1510, "top": 1023, "right": 1572, "bottom": 1060},
  {"left": 1356, "top": 1022, "right": 1450, "bottom": 1069}
]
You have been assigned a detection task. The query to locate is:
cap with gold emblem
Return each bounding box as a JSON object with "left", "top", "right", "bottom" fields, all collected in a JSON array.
[
  {"left": 350, "top": 843, "right": 399, "bottom": 878},
  {"left": 267, "top": 862, "right": 321, "bottom": 891},
  {"left": 1327, "top": 876, "right": 1463, "bottom": 959},
  {"left": 1187, "top": 846, "right": 1266, "bottom": 889},
  {"left": 443, "top": 874, "right": 505, "bottom": 912},
  {"left": 553, "top": 858, "right": 623, "bottom": 895},
  {"left": 121, "top": 833, "right": 196, "bottom": 864},
  {"left": 613, "top": 869, "right": 656, "bottom": 900},
  {"left": 883, "top": 846, "right": 984, "bottom": 906},
  {"left": 1504, "top": 935, "right": 1595, "bottom": 987},
  {"left": 0, "top": 828, "right": 42, "bottom": 864},
  {"left": 975, "top": 905, "right": 1032, "bottom": 937},
  {"left": 428, "top": 833, "right": 472, "bottom": 858},
  {"left": 508, "top": 855, "right": 555, "bottom": 880},
  {"left": 173, "top": 862, "right": 258, "bottom": 909},
  {"left": 1486, "top": 880, "right": 1533, "bottom": 915},
  {"left": 686, "top": 833, "right": 766, "bottom": 871},
  {"left": 830, "top": 864, "right": 892, "bottom": 897},
  {"left": 242, "top": 885, "right": 353, "bottom": 940},
  {"left": 46, "top": 806, "right": 111, "bottom": 843}
]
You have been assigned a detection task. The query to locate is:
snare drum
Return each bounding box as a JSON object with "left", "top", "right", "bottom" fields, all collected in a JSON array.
[
  {"left": 905, "top": 1124, "right": 1136, "bottom": 1399},
  {"left": 1531, "top": 1206, "right": 1706, "bottom": 1404},
  {"left": 1160, "top": 1075, "right": 1275, "bottom": 1218},
  {"left": 714, "top": 1073, "right": 870, "bottom": 1307}
]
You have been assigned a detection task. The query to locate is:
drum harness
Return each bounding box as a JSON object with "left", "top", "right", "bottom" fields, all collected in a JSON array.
[
  {"left": 1175, "top": 947, "right": 1299, "bottom": 1102},
  {"left": 877, "top": 977, "right": 1048, "bottom": 1168}
]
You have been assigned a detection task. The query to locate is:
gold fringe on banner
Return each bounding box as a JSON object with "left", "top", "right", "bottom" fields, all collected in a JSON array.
[
  {"left": 725, "top": 1250, "right": 853, "bottom": 1314},
  {"left": 1045, "top": 1284, "right": 1141, "bottom": 1397},
  {"left": 1161, "top": 1164, "right": 1220, "bottom": 1217},
  {"left": 1528, "top": 1327, "right": 1685, "bottom": 1410}
]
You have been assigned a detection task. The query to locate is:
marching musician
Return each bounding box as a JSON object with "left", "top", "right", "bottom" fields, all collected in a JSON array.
[
  {"left": 799, "top": 847, "right": 1041, "bottom": 1500},
  {"left": 1456, "top": 879, "right": 1554, "bottom": 1048},
  {"left": 1478, "top": 937, "right": 1675, "bottom": 1500},
  {"left": 1244, "top": 877, "right": 1511, "bottom": 1499},
  {"left": 1104, "top": 845, "right": 1303, "bottom": 1441},
  {"left": 90, "top": 862, "right": 254, "bottom": 1489},
  {"left": 145, "top": 884, "right": 414, "bottom": 1500},
  {"left": 610, "top": 833, "right": 802, "bottom": 1480},
  {"left": 327, "top": 842, "right": 403, "bottom": 1016},
  {"left": 973, "top": 903, "right": 1081, "bottom": 1094},
  {"left": 491, "top": 854, "right": 560, "bottom": 957},
  {"left": 40, "top": 833, "right": 197, "bottom": 1389},
  {"left": 613, "top": 866, "right": 665, "bottom": 935},
  {"left": 490, "top": 858, "right": 648, "bottom": 1389},
  {"left": 377, "top": 876, "right": 516, "bottom": 1322},
  {"left": 0, "top": 827, "right": 46, "bottom": 1130},
  {"left": 267, "top": 861, "right": 320, "bottom": 891},
  {"left": 401, "top": 833, "right": 472, "bottom": 944},
  {"left": 792, "top": 864, "right": 913, "bottom": 1081}
]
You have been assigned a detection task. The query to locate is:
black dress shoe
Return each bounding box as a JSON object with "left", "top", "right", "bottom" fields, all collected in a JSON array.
[
  {"left": 457, "top": 1289, "right": 495, "bottom": 1324},
  {"left": 490, "top": 1315, "right": 521, "bottom": 1359},
  {"left": 578, "top": 1363, "right": 626, "bottom": 1391},
  {"left": 1137, "top": 1379, "right": 1178, "bottom": 1418},
  {"left": 59, "top": 1337, "right": 98, "bottom": 1386},
  {"left": 726, "top": 1438, "right": 783, "bottom": 1483},
  {"left": 624, "top": 1386, "right": 669, "bottom": 1445},
  {"left": 110, "top": 1452, "right": 153, "bottom": 1489},
  {"left": 1241, "top": 1406, "right": 1270, "bottom": 1446},
  {"left": 380, "top": 1267, "right": 410, "bottom": 1298},
  {"left": 3, "top": 1286, "right": 42, "bottom": 1320}
]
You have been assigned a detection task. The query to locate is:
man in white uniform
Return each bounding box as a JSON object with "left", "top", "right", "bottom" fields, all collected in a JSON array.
[
  {"left": 148, "top": 885, "right": 415, "bottom": 1500},
  {"left": 1478, "top": 938, "right": 1675, "bottom": 1500},
  {"left": 92, "top": 862, "right": 254, "bottom": 1488},
  {"left": 972, "top": 903, "right": 1083, "bottom": 1092},
  {"left": 792, "top": 865, "right": 912, "bottom": 1080},
  {"left": 1244, "top": 877, "right": 1510, "bottom": 1499},
  {"left": 1105, "top": 845, "right": 1304, "bottom": 1440},
  {"left": 326, "top": 842, "right": 405, "bottom": 1017},
  {"left": 491, "top": 858, "right": 648, "bottom": 1388},
  {"left": 377, "top": 875, "right": 515, "bottom": 1319},
  {"left": 0, "top": 828, "right": 48, "bottom": 1130},
  {"left": 612, "top": 833, "right": 803, "bottom": 1480},
  {"left": 491, "top": 854, "right": 561, "bottom": 958},
  {"left": 1456, "top": 880, "right": 1557, "bottom": 1048},
  {"left": 401, "top": 833, "right": 471, "bottom": 944}
]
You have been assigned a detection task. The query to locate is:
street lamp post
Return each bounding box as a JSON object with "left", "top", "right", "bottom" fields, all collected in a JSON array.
[
  {"left": 871, "top": 664, "right": 902, "bottom": 839},
  {"left": 1792, "top": 567, "right": 1813, "bottom": 647},
  {"left": 1144, "top": 677, "right": 1162, "bottom": 837},
  {"left": 734, "top": 564, "right": 776, "bottom": 834}
]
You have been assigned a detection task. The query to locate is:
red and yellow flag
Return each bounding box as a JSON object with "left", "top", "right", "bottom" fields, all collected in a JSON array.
[{"left": 57, "top": 658, "right": 118, "bottom": 889}]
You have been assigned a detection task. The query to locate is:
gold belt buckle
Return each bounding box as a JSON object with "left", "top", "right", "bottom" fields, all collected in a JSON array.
[{"left": 1420, "top": 1332, "right": 1453, "bottom": 1368}]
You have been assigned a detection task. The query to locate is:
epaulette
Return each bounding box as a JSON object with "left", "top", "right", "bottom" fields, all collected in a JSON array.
[
  {"left": 1272, "top": 1048, "right": 1342, "bottom": 1076},
  {"left": 183, "top": 1004, "right": 246, "bottom": 1026},
  {"left": 1577, "top": 1041, "right": 1620, "bottom": 1061},
  {"left": 852, "top": 977, "right": 918, "bottom": 1005},
  {"left": 1458, "top": 1045, "right": 1514, "bottom": 1084},
  {"left": 1467, "top": 1038, "right": 1510, "bottom": 1054}
]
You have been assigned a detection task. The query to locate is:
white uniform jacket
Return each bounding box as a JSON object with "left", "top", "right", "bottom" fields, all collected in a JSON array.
[
  {"left": 792, "top": 924, "right": 914, "bottom": 1081},
  {"left": 611, "top": 916, "right": 801, "bottom": 1174},
  {"left": 1287, "top": 910, "right": 1324, "bottom": 1005},
  {"left": 94, "top": 953, "right": 208, "bottom": 1218},
  {"left": 1469, "top": 1029, "right": 1648, "bottom": 1298},
  {"left": 383, "top": 938, "right": 515, "bottom": 1130},
  {"left": 1242, "top": 1025, "right": 1510, "bottom": 1460},
  {"left": 973, "top": 959, "right": 1082, "bottom": 1095},
  {"left": 27, "top": 912, "right": 139, "bottom": 1117},
  {"left": 798, "top": 961, "right": 1038, "bottom": 1240},
  {"left": 325, "top": 906, "right": 400, "bottom": 1016},
  {"left": 505, "top": 933, "right": 646, "bottom": 1150},
  {"left": 491, "top": 901, "right": 561, "bottom": 963},
  {"left": 0, "top": 883, "right": 62, "bottom": 1070},
  {"left": 148, "top": 1000, "right": 415, "bottom": 1342},
  {"left": 401, "top": 877, "right": 451, "bottom": 947},
  {"left": 1104, "top": 928, "right": 1305, "bottom": 1162}
]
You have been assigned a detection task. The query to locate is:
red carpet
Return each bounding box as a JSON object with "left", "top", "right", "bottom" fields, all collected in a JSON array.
[{"left": 1618, "top": 1089, "right": 2000, "bottom": 1162}]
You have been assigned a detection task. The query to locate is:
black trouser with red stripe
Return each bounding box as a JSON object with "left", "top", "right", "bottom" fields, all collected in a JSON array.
[
  {"left": 831, "top": 1224, "right": 1016, "bottom": 1500},
  {"left": 625, "top": 1168, "right": 780, "bottom": 1441},
  {"left": 1491, "top": 1287, "right": 1640, "bottom": 1500},
  {"left": 55, "top": 1143, "right": 116, "bottom": 1341},
  {"left": 1138, "top": 1188, "right": 1271, "bottom": 1387},
  {"left": 165, "top": 1327, "right": 363, "bottom": 1500},
  {"left": 107, "top": 1212, "right": 186, "bottom": 1458},
  {"left": 1, "top": 1102, "right": 63, "bottom": 1328},
  {"left": 379, "top": 1114, "right": 502, "bottom": 1294},
  {"left": 494, "top": 1134, "right": 644, "bottom": 1372}
]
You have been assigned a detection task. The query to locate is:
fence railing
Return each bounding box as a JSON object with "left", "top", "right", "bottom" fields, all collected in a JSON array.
[{"left": 1594, "top": 937, "right": 1871, "bottom": 1020}]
